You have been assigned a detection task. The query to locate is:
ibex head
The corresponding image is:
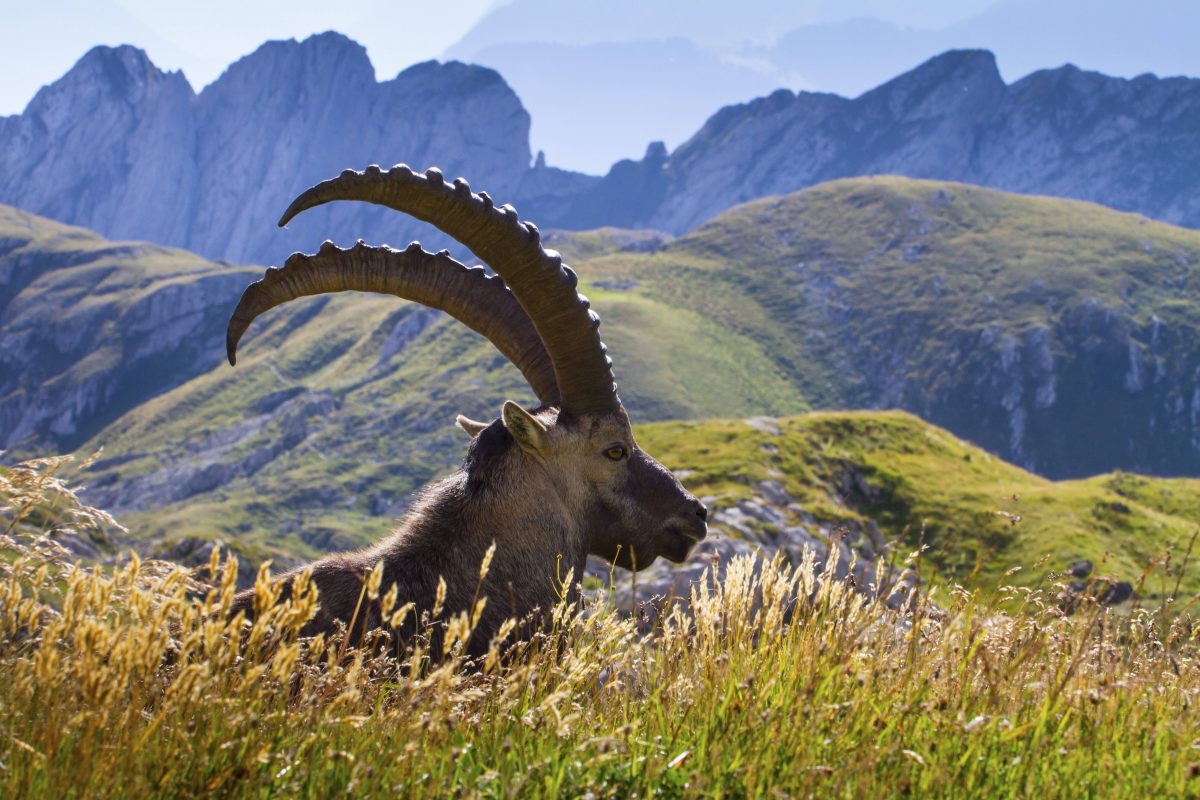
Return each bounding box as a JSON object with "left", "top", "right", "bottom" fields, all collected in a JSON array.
[
  {"left": 226, "top": 165, "right": 706, "bottom": 576},
  {"left": 462, "top": 401, "right": 708, "bottom": 569}
]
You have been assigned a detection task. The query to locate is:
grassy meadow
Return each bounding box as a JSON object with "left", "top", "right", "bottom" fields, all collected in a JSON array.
[{"left": 3, "top": 453, "right": 1200, "bottom": 798}]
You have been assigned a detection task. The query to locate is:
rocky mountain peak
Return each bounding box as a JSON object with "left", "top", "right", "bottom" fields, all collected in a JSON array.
[
  {"left": 644, "top": 140, "right": 669, "bottom": 165},
  {"left": 393, "top": 58, "right": 506, "bottom": 91},
  {"left": 22, "top": 44, "right": 190, "bottom": 125},
  {"left": 905, "top": 48, "right": 1000, "bottom": 84},
  {"left": 199, "top": 31, "right": 375, "bottom": 105},
  {"left": 62, "top": 44, "right": 165, "bottom": 92},
  {"left": 548, "top": 48, "right": 1200, "bottom": 235},
  {"left": 860, "top": 48, "right": 1005, "bottom": 119}
]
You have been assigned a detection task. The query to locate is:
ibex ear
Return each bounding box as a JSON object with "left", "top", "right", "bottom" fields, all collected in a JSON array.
[
  {"left": 455, "top": 415, "right": 490, "bottom": 438},
  {"left": 501, "top": 400, "right": 547, "bottom": 454}
]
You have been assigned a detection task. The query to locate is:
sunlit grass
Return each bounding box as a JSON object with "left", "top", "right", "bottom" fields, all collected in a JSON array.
[
  {"left": 640, "top": 412, "right": 1200, "bottom": 600},
  {"left": 2, "top": 456, "right": 1199, "bottom": 798}
]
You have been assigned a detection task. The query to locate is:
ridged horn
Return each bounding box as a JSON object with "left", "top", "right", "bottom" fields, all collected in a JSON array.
[
  {"left": 226, "top": 240, "right": 560, "bottom": 406},
  {"left": 278, "top": 165, "right": 619, "bottom": 417}
]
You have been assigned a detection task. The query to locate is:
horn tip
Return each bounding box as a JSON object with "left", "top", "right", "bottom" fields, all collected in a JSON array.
[{"left": 278, "top": 202, "right": 303, "bottom": 227}]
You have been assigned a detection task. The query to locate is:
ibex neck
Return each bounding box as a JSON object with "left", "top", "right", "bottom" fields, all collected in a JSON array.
[
  {"left": 388, "top": 468, "right": 589, "bottom": 608},
  {"left": 468, "top": 463, "right": 590, "bottom": 571}
]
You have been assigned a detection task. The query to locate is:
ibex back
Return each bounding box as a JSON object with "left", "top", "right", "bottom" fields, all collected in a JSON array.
[{"left": 226, "top": 165, "right": 708, "bottom": 656}]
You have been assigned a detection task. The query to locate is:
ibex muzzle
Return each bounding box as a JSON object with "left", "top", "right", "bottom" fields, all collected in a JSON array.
[{"left": 226, "top": 165, "right": 707, "bottom": 654}]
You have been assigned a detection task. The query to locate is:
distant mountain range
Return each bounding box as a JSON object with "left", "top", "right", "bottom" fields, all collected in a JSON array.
[
  {"left": 555, "top": 49, "right": 1200, "bottom": 234},
  {"left": 2, "top": 35, "right": 1199, "bottom": 267},
  {"left": 447, "top": 0, "right": 1200, "bottom": 171}
]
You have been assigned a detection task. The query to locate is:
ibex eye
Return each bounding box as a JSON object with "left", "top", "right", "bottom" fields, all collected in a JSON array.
[{"left": 604, "top": 446, "right": 626, "bottom": 461}]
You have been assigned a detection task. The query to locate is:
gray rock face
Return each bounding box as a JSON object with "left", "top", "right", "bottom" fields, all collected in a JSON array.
[
  {"left": 554, "top": 50, "right": 1200, "bottom": 234},
  {"left": 0, "top": 206, "right": 256, "bottom": 455},
  {"left": 0, "top": 46, "right": 198, "bottom": 247},
  {"left": 0, "top": 33, "right": 588, "bottom": 266}
]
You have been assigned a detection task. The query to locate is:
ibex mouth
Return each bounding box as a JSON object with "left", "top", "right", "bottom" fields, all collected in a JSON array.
[
  {"left": 658, "top": 518, "right": 707, "bottom": 564},
  {"left": 665, "top": 518, "right": 707, "bottom": 544}
]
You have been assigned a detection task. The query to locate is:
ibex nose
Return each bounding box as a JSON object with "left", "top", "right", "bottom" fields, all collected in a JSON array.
[{"left": 695, "top": 502, "right": 708, "bottom": 522}]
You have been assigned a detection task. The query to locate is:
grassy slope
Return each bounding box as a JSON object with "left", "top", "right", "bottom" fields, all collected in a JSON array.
[
  {"left": 583, "top": 177, "right": 1200, "bottom": 475},
  {"left": 0, "top": 203, "right": 793, "bottom": 558},
  {"left": 4, "top": 462, "right": 1198, "bottom": 799},
  {"left": 641, "top": 411, "right": 1200, "bottom": 598},
  {"left": 0, "top": 204, "right": 260, "bottom": 452},
  {"left": 95, "top": 285, "right": 802, "bottom": 560}
]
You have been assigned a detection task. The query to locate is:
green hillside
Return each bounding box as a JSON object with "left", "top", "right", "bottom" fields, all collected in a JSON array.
[
  {"left": 80, "top": 277, "right": 803, "bottom": 564},
  {"left": 91, "top": 286, "right": 803, "bottom": 557},
  {"left": 0, "top": 203, "right": 800, "bottom": 563},
  {"left": 582, "top": 177, "right": 1200, "bottom": 478},
  {"left": 641, "top": 411, "right": 1200, "bottom": 598}
]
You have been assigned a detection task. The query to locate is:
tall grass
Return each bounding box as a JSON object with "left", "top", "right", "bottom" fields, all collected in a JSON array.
[{"left": 2, "top": 455, "right": 1198, "bottom": 798}]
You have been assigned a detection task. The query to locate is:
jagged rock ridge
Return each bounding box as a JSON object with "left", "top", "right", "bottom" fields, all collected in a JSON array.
[
  {"left": 555, "top": 50, "right": 1200, "bottom": 234},
  {"left": 0, "top": 33, "right": 595, "bottom": 266}
]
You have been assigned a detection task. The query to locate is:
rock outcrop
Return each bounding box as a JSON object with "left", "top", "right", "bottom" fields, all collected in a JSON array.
[{"left": 0, "top": 204, "right": 256, "bottom": 455}]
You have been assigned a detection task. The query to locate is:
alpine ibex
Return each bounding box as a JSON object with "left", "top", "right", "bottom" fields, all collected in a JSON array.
[{"left": 226, "top": 165, "right": 708, "bottom": 655}]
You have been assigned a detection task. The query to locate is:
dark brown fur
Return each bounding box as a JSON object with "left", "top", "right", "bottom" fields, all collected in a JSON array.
[{"left": 231, "top": 407, "right": 707, "bottom": 658}]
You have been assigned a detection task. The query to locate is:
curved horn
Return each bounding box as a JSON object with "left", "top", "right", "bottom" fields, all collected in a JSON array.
[
  {"left": 226, "top": 239, "right": 560, "bottom": 406},
  {"left": 278, "top": 165, "right": 619, "bottom": 417}
]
